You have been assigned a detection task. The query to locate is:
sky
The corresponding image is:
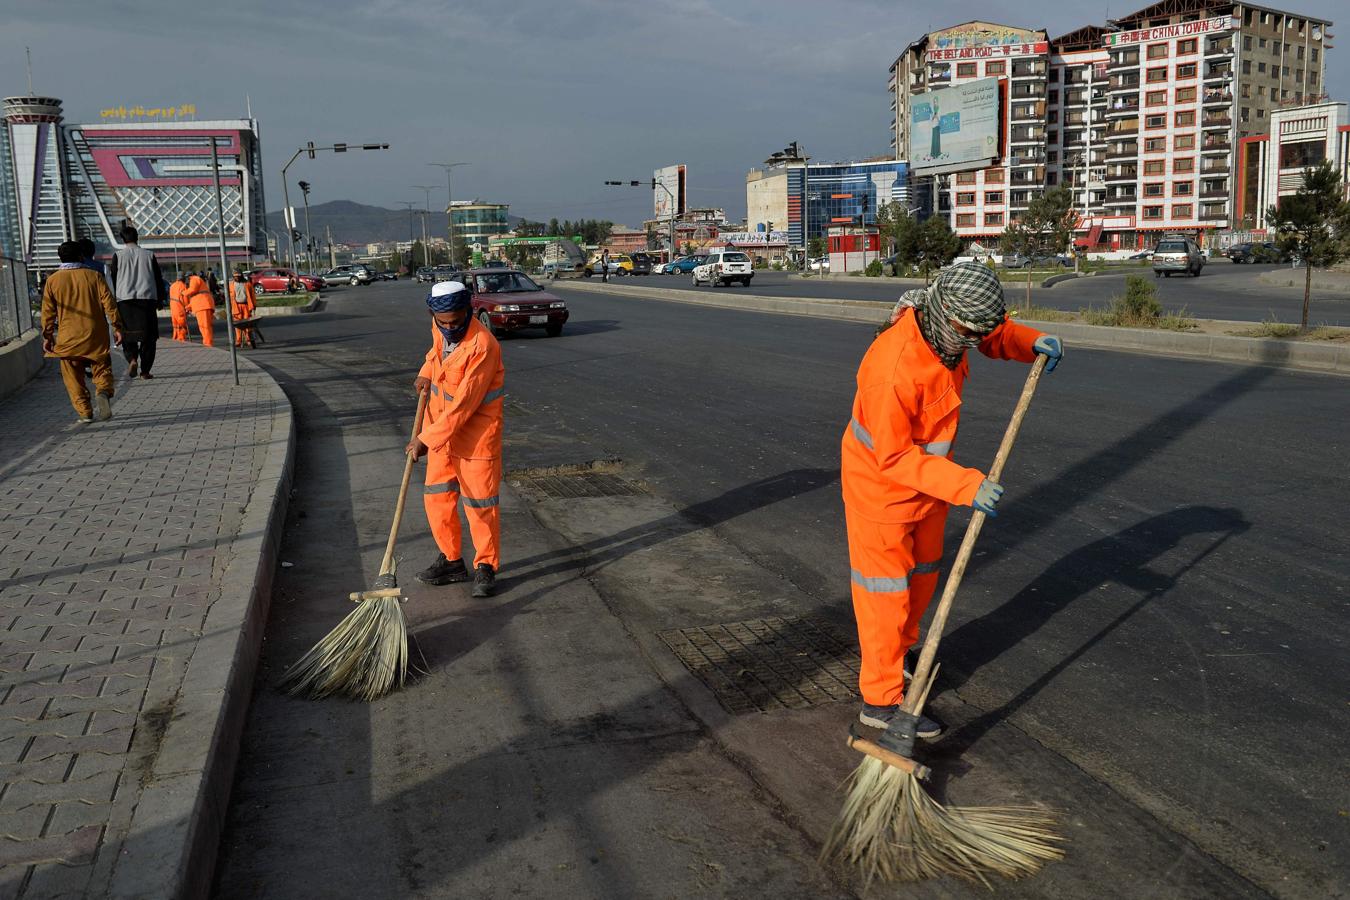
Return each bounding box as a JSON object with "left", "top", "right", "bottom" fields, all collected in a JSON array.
[{"left": 2, "top": 0, "right": 1347, "bottom": 230}]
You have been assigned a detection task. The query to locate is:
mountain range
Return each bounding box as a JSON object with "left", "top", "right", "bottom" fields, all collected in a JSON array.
[{"left": 264, "top": 200, "right": 523, "bottom": 246}]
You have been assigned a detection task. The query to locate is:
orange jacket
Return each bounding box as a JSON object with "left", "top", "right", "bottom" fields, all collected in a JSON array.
[
  {"left": 841, "top": 307, "right": 1042, "bottom": 523},
  {"left": 417, "top": 317, "right": 504, "bottom": 459},
  {"left": 230, "top": 280, "right": 257, "bottom": 318},
  {"left": 185, "top": 275, "right": 214, "bottom": 313},
  {"left": 169, "top": 281, "right": 187, "bottom": 315}
]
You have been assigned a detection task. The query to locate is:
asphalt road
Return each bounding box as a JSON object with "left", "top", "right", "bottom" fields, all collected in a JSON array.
[
  {"left": 621, "top": 262, "right": 1350, "bottom": 326},
  {"left": 219, "top": 279, "right": 1349, "bottom": 898}
]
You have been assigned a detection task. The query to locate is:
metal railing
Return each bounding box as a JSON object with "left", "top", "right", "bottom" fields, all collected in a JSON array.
[{"left": 0, "top": 256, "right": 35, "bottom": 344}]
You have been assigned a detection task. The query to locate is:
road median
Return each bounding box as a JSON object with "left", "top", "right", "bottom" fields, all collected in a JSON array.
[{"left": 557, "top": 279, "right": 1350, "bottom": 375}]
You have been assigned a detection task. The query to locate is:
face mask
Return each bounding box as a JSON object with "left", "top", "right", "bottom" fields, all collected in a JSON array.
[{"left": 438, "top": 316, "right": 469, "bottom": 344}]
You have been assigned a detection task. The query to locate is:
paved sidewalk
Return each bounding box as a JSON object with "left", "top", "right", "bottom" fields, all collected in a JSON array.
[{"left": 0, "top": 344, "right": 292, "bottom": 898}]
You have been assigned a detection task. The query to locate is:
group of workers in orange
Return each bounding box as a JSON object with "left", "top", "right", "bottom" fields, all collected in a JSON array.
[{"left": 166, "top": 270, "right": 259, "bottom": 348}]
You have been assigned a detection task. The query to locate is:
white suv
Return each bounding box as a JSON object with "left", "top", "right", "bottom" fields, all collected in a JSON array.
[{"left": 692, "top": 250, "right": 753, "bottom": 287}]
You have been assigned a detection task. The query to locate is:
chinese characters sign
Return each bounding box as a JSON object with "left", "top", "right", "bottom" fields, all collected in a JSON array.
[{"left": 1104, "top": 16, "right": 1236, "bottom": 47}]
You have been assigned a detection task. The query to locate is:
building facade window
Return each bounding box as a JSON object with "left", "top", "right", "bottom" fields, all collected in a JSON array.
[
  {"left": 1147, "top": 66, "right": 1168, "bottom": 83},
  {"left": 956, "top": 213, "right": 976, "bottom": 227},
  {"left": 1176, "top": 86, "right": 1196, "bottom": 103},
  {"left": 1143, "top": 205, "right": 1164, "bottom": 219},
  {"left": 1172, "top": 203, "right": 1193, "bottom": 218},
  {"left": 985, "top": 60, "right": 1005, "bottom": 75},
  {"left": 1174, "top": 157, "right": 1195, "bottom": 173},
  {"left": 1178, "top": 38, "right": 1197, "bottom": 54},
  {"left": 985, "top": 191, "right": 1004, "bottom": 204},
  {"left": 1173, "top": 181, "right": 1193, "bottom": 195},
  {"left": 1145, "top": 137, "right": 1167, "bottom": 152},
  {"left": 956, "top": 172, "right": 976, "bottom": 184},
  {"left": 957, "top": 192, "right": 976, "bottom": 205},
  {"left": 1144, "top": 182, "right": 1165, "bottom": 196},
  {"left": 957, "top": 62, "right": 977, "bottom": 77},
  {"left": 984, "top": 168, "right": 1005, "bottom": 184},
  {"left": 1146, "top": 114, "right": 1166, "bottom": 129},
  {"left": 1175, "top": 110, "right": 1195, "bottom": 126},
  {"left": 1144, "top": 160, "right": 1165, "bottom": 175},
  {"left": 1175, "top": 134, "right": 1195, "bottom": 150},
  {"left": 1177, "top": 63, "right": 1197, "bottom": 78},
  {"left": 1147, "top": 43, "right": 1168, "bottom": 59},
  {"left": 984, "top": 212, "right": 1004, "bottom": 226},
  {"left": 1147, "top": 90, "right": 1167, "bottom": 106}
]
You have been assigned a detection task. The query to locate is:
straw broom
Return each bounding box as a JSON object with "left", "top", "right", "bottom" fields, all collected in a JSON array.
[
  {"left": 823, "top": 355, "right": 1065, "bottom": 885},
  {"left": 281, "top": 393, "right": 428, "bottom": 701}
]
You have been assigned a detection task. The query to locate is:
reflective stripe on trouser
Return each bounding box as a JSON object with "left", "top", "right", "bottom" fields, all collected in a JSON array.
[
  {"left": 423, "top": 450, "right": 501, "bottom": 569},
  {"left": 844, "top": 504, "right": 947, "bottom": 707},
  {"left": 170, "top": 306, "right": 188, "bottom": 342}
]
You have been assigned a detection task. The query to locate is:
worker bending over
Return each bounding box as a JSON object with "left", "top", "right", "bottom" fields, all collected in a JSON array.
[
  {"left": 230, "top": 272, "right": 258, "bottom": 348},
  {"left": 185, "top": 271, "right": 215, "bottom": 347},
  {"left": 841, "top": 261, "right": 1062, "bottom": 744},
  {"left": 169, "top": 274, "right": 190, "bottom": 342},
  {"left": 406, "top": 281, "right": 505, "bottom": 598}
]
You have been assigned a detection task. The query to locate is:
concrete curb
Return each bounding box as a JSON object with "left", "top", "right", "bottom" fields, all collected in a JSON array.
[
  {"left": 1257, "top": 269, "right": 1350, "bottom": 294},
  {"left": 557, "top": 280, "right": 1350, "bottom": 376},
  {"left": 0, "top": 329, "right": 43, "bottom": 403},
  {"left": 156, "top": 295, "right": 322, "bottom": 319},
  {"left": 107, "top": 348, "right": 295, "bottom": 900}
]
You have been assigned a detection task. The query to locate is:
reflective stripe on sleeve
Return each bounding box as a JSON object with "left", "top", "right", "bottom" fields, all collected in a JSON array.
[
  {"left": 461, "top": 494, "right": 499, "bottom": 508},
  {"left": 424, "top": 480, "right": 459, "bottom": 495},
  {"left": 910, "top": 561, "right": 942, "bottom": 576},
  {"left": 482, "top": 386, "right": 505, "bottom": 404},
  {"left": 921, "top": 440, "right": 952, "bottom": 456},
  {"left": 849, "top": 417, "right": 874, "bottom": 450}
]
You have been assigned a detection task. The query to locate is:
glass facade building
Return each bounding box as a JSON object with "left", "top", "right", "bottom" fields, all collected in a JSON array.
[
  {"left": 450, "top": 201, "right": 510, "bottom": 246},
  {"left": 801, "top": 161, "right": 911, "bottom": 248}
]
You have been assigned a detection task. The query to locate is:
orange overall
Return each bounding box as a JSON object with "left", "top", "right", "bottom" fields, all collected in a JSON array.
[
  {"left": 840, "top": 307, "right": 1041, "bottom": 706},
  {"left": 231, "top": 281, "right": 257, "bottom": 347},
  {"left": 168, "top": 281, "right": 189, "bottom": 341},
  {"left": 418, "top": 317, "right": 505, "bottom": 569},
  {"left": 185, "top": 275, "right": 215, "bottom": 347}
]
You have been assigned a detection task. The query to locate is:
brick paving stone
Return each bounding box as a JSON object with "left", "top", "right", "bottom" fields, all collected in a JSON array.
[{"left": 0, "top": 346, "right": 281, "bottom": 897}]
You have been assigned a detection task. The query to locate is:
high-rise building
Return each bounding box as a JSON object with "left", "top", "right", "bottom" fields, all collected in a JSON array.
[
  {"left": 449, "top": 200, "right": 510, "bottom": 248},
  {"left": 1236, "top": 99, "right": 1350, "bottom": 228},
  {"left": 746, "top": 156, "right": 911, "bottom": 250},
  {"left": 0, "top": 93, "right": 266, "bottom": 274},
  {"left": 888, "top": 2, "right": 1333, "bottom": 251}
]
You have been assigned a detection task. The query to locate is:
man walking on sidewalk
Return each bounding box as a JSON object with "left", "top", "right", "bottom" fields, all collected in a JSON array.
[
  {"left": 41, "top": 241, "right": 125, "bottom": 423},
  {"left": 185, "top": 270, "right": 216, "bottom": 347},
  {"left": 107, "top": 224, "right": 166, "bottom": 379},
  {"left": 407, "top": 281, "right": 505, "bottom": 598},
  {"left": 840, "top": 262, "right": 1062, "bottom": 746}
]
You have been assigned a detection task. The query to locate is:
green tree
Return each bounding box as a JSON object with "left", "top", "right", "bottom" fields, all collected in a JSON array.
[
  {"left": 808, "top": 236, "right": 826, "bottom": 260},
  {"left": 914, "top": 216, "right": 960, "bottom": 283},
  {"left": 999, "top": 186, "right": 1077, "bottom": 305},
  {"left": 1266, "top": 160, "right": 1350, "bottom": 327},
  {"left": 547, "top": 217, "right": 560, "bottom": 236}
]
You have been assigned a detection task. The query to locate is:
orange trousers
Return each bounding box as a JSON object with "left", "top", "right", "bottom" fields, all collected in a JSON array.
[
  {"left": 58, "top": 355, "right": 115, "bottom": 419},
  {"left": 170, "top": 301, "right": 189, "bottom": 341},
  {"left": 845, "top": 505, "right": 947, "bottom": 707},
  {"left": 195, "top": 309, "right": 215, "bottom": 346},
  {"left": 423, "top": 451, "right": 501, "bottom": 569}
]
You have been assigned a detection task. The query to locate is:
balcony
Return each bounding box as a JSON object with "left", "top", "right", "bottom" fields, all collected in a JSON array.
[
  {"left": 1010, "top": 130, "right": 1045, "bottom": 144},
  {"left": 1204, "top": 63, "right": 1233, "bottom": 82},
  {"left": 1008, "top": 151, "right": 1046, "bottom": 165},
  {"left": 1200, "top": 206, "right": 1228, "bottom": 221},
  {"left": 1202, "top": 113, "right": 1232, "bottom": 128},
  {"left": 1107, "top": 118, "right": 1140, "bottom": 136},
  {"left": 1011, "top": 62, "right": 1047, "bottom": 78},
  {"left": 1108, "top": 76, "right": 1141, "bottom": 91},
  {"left": 1200, "top": 159, "right": 1230, "bottom": 173},
  {"left": 1107, "top": 143, "right": 1139, "bottom": 159},
  {"left": 1009, "top": 169, "right": 1046, "bottom": 185},
  {"left": 1200, "top": 187, "right": 1229, "bottom": 199},
  {"left": 1203, "top": 88, "right": 1233, "bottom": 105},
  {"left": 1107, "top": 99, "right": 1140, "bottom": 117},
  {"left": 1106, "top": 168, "right": 1138, "bottom": 182},
  {"left": 1206, "top": 37, "right": 1233, "bottom": 56},
  {"left": 1108, "top": 51, "right": 1140, "bottom": 69},
  {"left": 1202, "top": 138, "right": 1232, "bottom": 153},
  {"left": 1105, "top": 193, "right": 1137, "bottom": 206}
]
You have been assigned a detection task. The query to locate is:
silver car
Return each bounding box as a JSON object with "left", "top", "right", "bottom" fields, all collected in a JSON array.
[{"left": 1152, "top": 239, "right": 1204, "bottom": 277}]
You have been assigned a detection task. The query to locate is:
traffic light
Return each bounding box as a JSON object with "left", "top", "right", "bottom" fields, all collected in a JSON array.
[
  {"left": 291, "top": 229, "right": 301, "bottom": 243},
  {"left": 305, "top": 141, "right": 316, "bottom": 159},
  {"left": 333, "top": 143, "right": 346, "bottom": 153}
]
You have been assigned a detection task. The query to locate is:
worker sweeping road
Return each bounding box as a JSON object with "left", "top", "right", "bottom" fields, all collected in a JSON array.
[
  {"left": 230, "top": 272, "right": 258, "bottom": 348},
  {"left": 841, "top": 261, "right": 1062, "bottom": 745},
  {"left": 169, "top": 274, "right": 190, "bottom": 342},
  {"left": 185, "top": 270, "right": 216, "bottom": 347},
  {"left": 406, "top": 280, "right": 505, "bottom": 598}
]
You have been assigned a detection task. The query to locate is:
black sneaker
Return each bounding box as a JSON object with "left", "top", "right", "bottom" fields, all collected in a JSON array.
[
  {"left": 471, "top": 563, "right": 496, "bottom": 598},
  {"left": 858, "top": 703, "right": 943, "bottom": 739},
  {"left": 415, "top": 552, "right": 467, "bottom": 586}
]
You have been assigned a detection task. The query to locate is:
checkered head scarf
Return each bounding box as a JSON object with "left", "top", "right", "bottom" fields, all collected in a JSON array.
[{"left": 894, "top": 261, "right": 1007, "bottom": 368}]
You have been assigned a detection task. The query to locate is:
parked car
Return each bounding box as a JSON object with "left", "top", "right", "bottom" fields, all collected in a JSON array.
[
  {"left": 372, "top": 270, "right": 398, "bottom": 281},
  {"left": 322, "top": 264, "right": 374, "bottom": 286},
  {"left": 584, "top": 256, "right": 623, "bottom": 277},
  {"left": 480, "top": 259, "right": 509, "bottom": 269},
  {"left": 665, "top": 255, "right": 706, "bottom": 274},
  {"left": 1226, "top": 241, "right": 1286, "bottom": 263},
  {"left": 294, "top": 272, "right": 326, "bottom": 292},
  {"left": 541, "top": 259, "right": 585, "bottom": 277},
  {"left": 629, "top": 252, "right": 654, "bottom": 276},
  {"left": 433, "top": 264, "right": 463, "bottom": 282},
  {"left": 1152, "top": 238, "right": 1205, "bottom": 277},
  {"left": 464, "top": 268, "right": 569, "bottom": 337},
  {"left": 806, "top": 256, "right": 830, "bottom": 272},
  {"left": 1002, "top": 252, "right": 1070, "bottom": 269},
  {"left": 692, "top": 250, "right": 753, "bottom": 287},
  {"left": 1128, "top": 249, "right": 1154, "bottom": 260},
  {"left": 415, "top": 266, "right": 435, "bottom": 283},
  {"left": 248, "top": 268, "right": 301, "bottom": 294}
]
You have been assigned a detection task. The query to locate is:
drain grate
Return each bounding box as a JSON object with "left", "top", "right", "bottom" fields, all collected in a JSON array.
[
  {"left": 659, "top": 616, "right": 860, "bottom": 715},
  {"left": 510, "top": 469, "right": 646, "bottom": 500}
]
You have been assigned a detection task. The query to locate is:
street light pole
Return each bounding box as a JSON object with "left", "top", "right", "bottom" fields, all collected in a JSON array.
[
  {"left": 209, "top": 136, "right": 240, "bottom": 386},
  {"left": 429, "top": 162, "right": 469, "bottom": 267},
  {"left": 413, "top": 184, "right": 437, "bottom": 267},
  {"left": 604, "top": 179, "right": 677, "bottom": 261},
  {"left": 297, "top": 180, "right": 313, "bottom": 274},
  {"left": 282, "top": 141, "right": 390, "bottom": 273}
]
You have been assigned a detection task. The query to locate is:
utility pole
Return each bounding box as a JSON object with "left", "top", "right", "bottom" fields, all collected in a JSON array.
[
  {"left": 398, "top": 202, "right": 417, "bottom": 270},
  {"left": 282, "top": 141, "right": 390, "bottom": 273},
  {"left": 208, "top": 137, "right": 240, "bottom": 385},
  {"left": 428, "top": 162, "right": 469, "bottom": 267},
  {"left": 297, "top": 180, "right": 313, "bottom": 274},
  {"left": 413, "top": 184, "right": 437, "bottom": 268},
  {"left": 326, "top": 224, "right": 335, "bottom": 268}
]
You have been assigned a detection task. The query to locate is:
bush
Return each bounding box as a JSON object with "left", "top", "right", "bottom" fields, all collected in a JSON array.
[
  {"left": 1118, "top": 275, "right": 1162, "bottom": 319},
  {"left": 771, "top": 262, "right": 782, "bottom": 271},
  {"left": 865, "top": 259, "right": 883, "bottom": 277},
  {"left": 1080, "top": 276, "right": 1196, "bottom": 329}
]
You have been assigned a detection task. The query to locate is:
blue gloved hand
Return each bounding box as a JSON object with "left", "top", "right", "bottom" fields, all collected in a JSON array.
[
  {"left": 971, "top": 479, "right": 1004, "bottom": 517},
  {"left": 1033, "top": 335, "right": 1063, "bottom": 372}
]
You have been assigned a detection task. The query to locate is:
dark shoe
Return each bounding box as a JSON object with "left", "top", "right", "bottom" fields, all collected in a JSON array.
[
  {"left": 415, "top": 553, "right": 467, "bottom": 586},
  {"left": 126, "top": 360, "right": 138, "bottom": 378},
  {"left": 140, "top": 372, "right": 154, "bottom": 380},
  {"left": 471, "top": 563, "right": 496, "bottom": 598},
  {"left": 93, "top": 392, "right": 113, "bottom": 422},
  {"left": 859, "top": 703, "right": 942, "bottom": 739}
]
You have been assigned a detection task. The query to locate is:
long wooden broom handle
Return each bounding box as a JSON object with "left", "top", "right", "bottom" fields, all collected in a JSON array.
[
  {"left": 378, "top": 391, "right": 430, "bottom": 577},
  {"left": 903, "top": 354, "right": 1048, "bottom": 715}
]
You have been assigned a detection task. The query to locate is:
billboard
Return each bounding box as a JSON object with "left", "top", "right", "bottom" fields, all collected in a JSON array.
[
  {"left": 908, "top": 77, "right": 1000, "bottom": 174},
  {"left": 654, "top": 164, "right": 686, "bottom": 219}
]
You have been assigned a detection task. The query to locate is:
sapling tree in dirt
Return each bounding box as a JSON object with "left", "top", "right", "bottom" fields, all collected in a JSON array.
[
  {"left": 914, "top": 216, "right": 960, "bottom": 284},
  {"left": 1266, "top": 161, "right": 1350, "bottom": 328},
  {"left": 999, "top": 186, "right": 1078, "bottom": 306}
]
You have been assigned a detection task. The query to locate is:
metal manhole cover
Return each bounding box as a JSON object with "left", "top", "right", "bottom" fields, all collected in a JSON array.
[
  {"left": 658, "top": 616, "right": 860, "bottom": 714},
  {"left": 510, "top": 469, "right": 646, "bottom": 500}
]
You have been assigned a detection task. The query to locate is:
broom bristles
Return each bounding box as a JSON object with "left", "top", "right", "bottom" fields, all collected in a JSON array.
[
  {"left": 280, "top": 595, "right": 408, "bottom": 701},
  {"left": 822, "top": 756, "right": 1064, "bottom": 885}
]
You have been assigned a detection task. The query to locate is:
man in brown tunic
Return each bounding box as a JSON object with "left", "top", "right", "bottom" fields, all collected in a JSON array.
[{"left": 41, "top": 241, "right": 125, "bottom": 423}]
